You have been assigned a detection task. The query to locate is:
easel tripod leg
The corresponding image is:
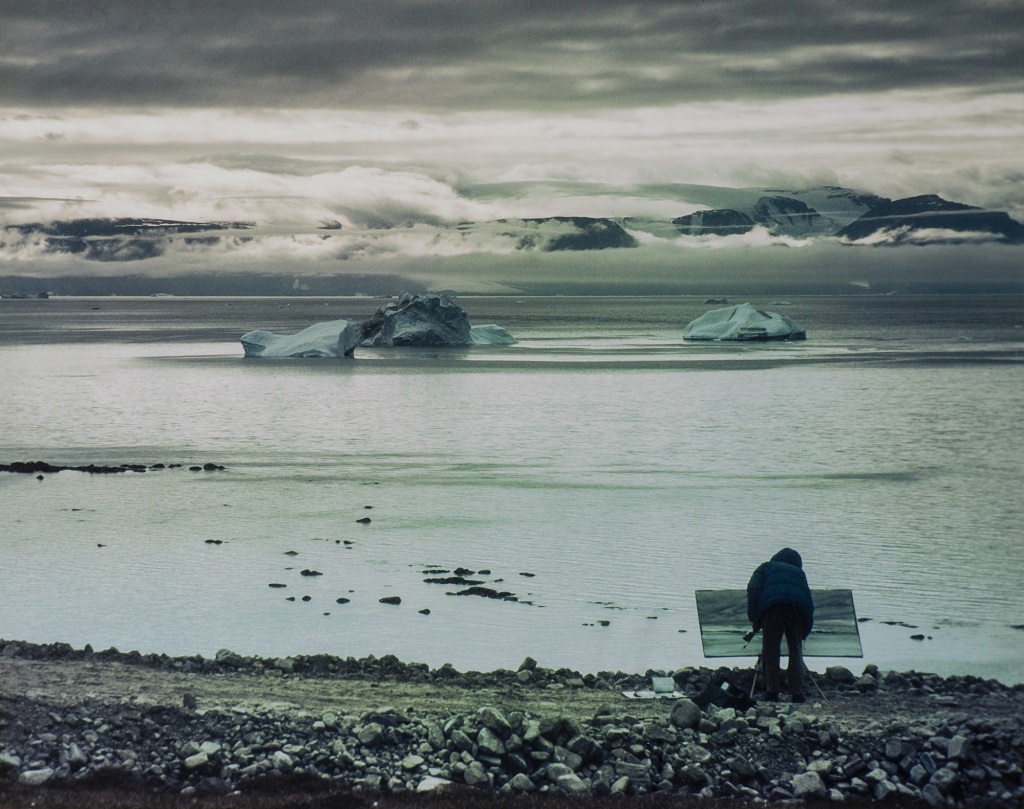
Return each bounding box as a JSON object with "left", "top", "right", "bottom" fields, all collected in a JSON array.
[{"left": 803, "top": 660, "right": 828, "bottom": 702}]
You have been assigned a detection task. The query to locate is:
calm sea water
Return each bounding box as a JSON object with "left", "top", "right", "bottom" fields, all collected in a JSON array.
[{"left": 1, "top": 295, "right": 1022, "bottom": 682}]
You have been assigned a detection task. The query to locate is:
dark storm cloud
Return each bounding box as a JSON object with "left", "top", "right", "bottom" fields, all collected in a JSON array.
[{"left": 1, "top": 0, "right": 1019, "bottom": 109}]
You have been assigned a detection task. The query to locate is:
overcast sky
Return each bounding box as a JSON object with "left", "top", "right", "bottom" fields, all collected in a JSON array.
[{"left": 1, "top": 0, "right": 1022, "bottom": 288}]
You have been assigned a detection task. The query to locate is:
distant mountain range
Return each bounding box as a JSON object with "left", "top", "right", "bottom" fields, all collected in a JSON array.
[
  {"left": 1, "top": 218, "right": 254, "bottom": 261},
  {"left": 388, "top": 188, "right": 1024, "bottom": 249},
  {"left": 661, "top": 189, "right": 1024, "bottom": 244},
  {"left": 1, "top": 188, "right": 1021, "bottom": 266},
  {"left": 667, "top": 187, "right": 888, "bottom": 238},
  {"left": 835, "top": 195, "right": 1024, "bottom": 244},
  {"left": 453, "top": 216, "right": 639, "bottom": 251}
]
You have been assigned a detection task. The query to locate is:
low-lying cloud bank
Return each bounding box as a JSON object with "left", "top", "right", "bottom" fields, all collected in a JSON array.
[{"left": 2, "top": 177, "right": 1021, "bottom": 297}]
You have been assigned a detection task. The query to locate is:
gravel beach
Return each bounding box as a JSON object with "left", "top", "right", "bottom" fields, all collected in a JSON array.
[{"left": 1, "top": 640, "right": 1022, "bottom": 807}]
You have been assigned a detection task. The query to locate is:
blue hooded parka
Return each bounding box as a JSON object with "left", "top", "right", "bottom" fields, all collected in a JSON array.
[{"left": 746, "top": 547, "right": 814, "bottom": 636}]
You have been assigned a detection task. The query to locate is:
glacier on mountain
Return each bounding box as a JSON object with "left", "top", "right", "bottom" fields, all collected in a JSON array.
[{"left": 673, "top": 194, "right": 839, "bottom": 238}]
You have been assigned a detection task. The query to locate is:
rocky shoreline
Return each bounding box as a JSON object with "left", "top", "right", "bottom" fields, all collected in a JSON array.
[{"left": 1, "top": 639, "right": 1022, "bottom": 806}]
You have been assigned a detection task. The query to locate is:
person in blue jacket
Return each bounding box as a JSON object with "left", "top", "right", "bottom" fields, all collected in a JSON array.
[{"left": 746, "top": 547, "right": 814, "bottom": 702}]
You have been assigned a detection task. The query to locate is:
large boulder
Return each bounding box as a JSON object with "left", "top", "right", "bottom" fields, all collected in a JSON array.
[
  {"left": 683, "top": 303, "right": 806, "bottom": 341},
  {"left": 241, "top": 319, "right": 359, "bottom": 358},
  {"left": 670, "top": 698, "right": 702, "bottom": 729},
  {"left": 360, "top": 293, "right": 515, "bottom": 347},
  {"left": 791, "top": 770, "right": 827, "bottom": 799}
]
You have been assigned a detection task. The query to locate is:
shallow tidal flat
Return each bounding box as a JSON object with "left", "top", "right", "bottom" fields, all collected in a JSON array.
[{"left": 0, "top": 295, "right": 1022, "bottom": 683}]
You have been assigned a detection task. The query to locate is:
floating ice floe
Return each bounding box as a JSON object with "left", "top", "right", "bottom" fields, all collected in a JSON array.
[
  {"left": 683, "top": 302, "right": 806, "bottom": 341},
  {"left": 240, "top": 319, "right": 360, "bottom": 358},
  {"left": 467, "top": 323, "right": 519, "bottom": 345}
]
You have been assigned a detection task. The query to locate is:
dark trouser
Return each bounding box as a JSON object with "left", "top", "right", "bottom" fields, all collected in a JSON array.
[{"left": 761, "top": 604, "right": 806, "bottom": 696}]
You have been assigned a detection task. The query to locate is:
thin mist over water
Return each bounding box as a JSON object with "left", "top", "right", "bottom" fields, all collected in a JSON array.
[{"left": 0, "top": 295, "right": 1022, "bottom": 681}]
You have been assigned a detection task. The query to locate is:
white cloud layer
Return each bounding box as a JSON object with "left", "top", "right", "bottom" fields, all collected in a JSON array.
[
  {"left": 0, "top": 1, "right": 1021, "bottom": 294},
  {"left": 1, "top": 89, "right": 1022, "bottom": 230}
]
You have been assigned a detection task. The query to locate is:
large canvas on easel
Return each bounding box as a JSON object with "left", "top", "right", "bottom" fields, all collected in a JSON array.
[{"left": 695, "top": 589, "right": 863, "bottom": 657}]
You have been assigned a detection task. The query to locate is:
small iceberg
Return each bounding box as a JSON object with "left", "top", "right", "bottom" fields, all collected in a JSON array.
[
  {"left": 467, "top": 323, "right": 518, "bottom": 345},
  {"left": 683, "top": 302, "right": 806, "bottom": 341},
  {"left": 240, "top": 319, "right": 360, "bottom": 358}
]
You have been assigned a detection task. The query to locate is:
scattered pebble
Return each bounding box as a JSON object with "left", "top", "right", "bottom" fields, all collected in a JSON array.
[{"left": 1, "top": 639, "right": 1020, "bottom": 807}]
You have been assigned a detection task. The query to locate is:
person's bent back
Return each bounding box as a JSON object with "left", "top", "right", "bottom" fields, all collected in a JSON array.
[{"left": 746, "top": 547, "right": 814, "bottom": 701}]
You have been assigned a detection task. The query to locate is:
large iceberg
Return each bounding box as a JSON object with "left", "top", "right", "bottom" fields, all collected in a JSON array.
[
  {"left": 240, "top": 293, "right": 515, "bottom": 357},
  {"left": 359, "top": 293, "right": 516, "bottom": 347},
  {"left": 683, "top": 303, "right": 806, "bottom": 341},
  {"left": 241, "top": 319, "right": 360, "bottom": 358}
]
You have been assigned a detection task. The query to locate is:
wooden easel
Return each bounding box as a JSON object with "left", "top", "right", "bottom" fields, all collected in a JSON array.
[{"left": 694, "top": 589, "right": 862, "bottom": 702}]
